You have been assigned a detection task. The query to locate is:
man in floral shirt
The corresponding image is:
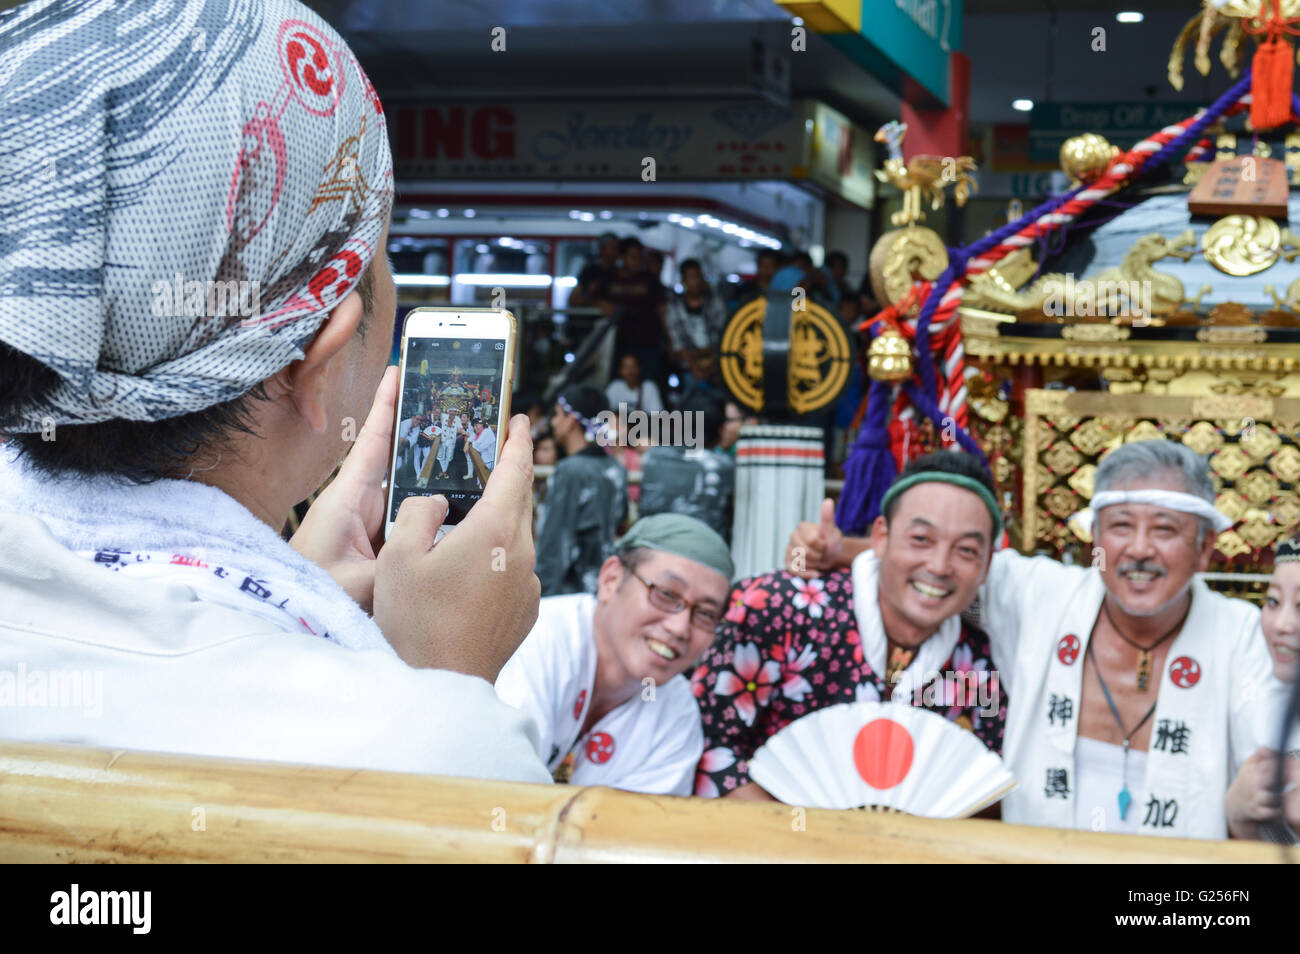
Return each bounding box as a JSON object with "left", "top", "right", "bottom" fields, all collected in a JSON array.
[{"left": 692, "top": 451, "right": 1007, "bottom": 799}]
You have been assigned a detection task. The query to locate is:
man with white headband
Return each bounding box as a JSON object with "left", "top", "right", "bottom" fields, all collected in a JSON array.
[{"left": 789, "top": 439, "right": 1285, "bottom": 838}]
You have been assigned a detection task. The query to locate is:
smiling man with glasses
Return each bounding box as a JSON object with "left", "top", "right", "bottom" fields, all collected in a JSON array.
[{"left": 495, "top": 514, "right": 733, "bottom": 794}]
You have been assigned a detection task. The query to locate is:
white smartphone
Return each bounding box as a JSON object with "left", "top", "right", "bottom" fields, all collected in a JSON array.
[{"left": 385, "top": 306, "right": 517, "bottom": 541}]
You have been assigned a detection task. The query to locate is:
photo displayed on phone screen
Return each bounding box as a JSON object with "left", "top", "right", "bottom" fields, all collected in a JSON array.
[{"left": 391, "top": 336, "right": 506, "bottom": 524}]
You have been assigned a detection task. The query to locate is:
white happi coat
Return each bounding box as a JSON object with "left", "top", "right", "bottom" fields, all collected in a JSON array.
[
  {"left": 980, "top": 550, "right": 1286, "bottom": 839},
  {"left": 494, "top": 593, "right": 703, "bottom": 795}
]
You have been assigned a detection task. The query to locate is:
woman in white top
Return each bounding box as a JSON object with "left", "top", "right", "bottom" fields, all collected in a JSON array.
[
  {"left": 1225, "top": 534, "right": 1300, "bottom": 841},
  {"left": 606, "top": 353, "right": 663, "bottom": 415}
]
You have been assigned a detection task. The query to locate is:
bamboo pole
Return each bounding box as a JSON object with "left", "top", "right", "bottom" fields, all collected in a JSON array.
[{"left": 0, "top": 741, "right": 1287, "bottom": 863}]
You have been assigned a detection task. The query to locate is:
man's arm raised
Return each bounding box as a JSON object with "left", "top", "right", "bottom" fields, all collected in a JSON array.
[{"left": 785, "top": 498, "right": 871, "bottom": 578}]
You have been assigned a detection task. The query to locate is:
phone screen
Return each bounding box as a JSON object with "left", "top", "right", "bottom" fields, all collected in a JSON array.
[{"left": 390, "top": 334, "right": 507, "bottom": 526}]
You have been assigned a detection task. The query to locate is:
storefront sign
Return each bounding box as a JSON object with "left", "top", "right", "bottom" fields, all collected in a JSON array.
[
  {"left": 392, "top": 100, "right": 808, "bottom": 180},
  {"left": 1029, "top": 103, "right": 1195, "bottom": 163},
  {"left": 392, "top": 99, "right": 875, "bottom": 207}
]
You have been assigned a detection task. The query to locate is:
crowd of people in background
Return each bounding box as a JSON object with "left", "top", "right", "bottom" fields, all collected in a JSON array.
[
  {"left": 516, "top": 377, "right": 750, "bottom": 599},
  {"left": 568, "top": 232, "right": 880, "bottom": 404},
  {"left": 518, "top": 234, "right": 888, "bottom": 599}
]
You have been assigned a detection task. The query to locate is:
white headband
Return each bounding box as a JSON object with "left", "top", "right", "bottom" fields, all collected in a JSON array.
[{"left": 1076, "top": 489, "right": 1234, "bottom": 536}]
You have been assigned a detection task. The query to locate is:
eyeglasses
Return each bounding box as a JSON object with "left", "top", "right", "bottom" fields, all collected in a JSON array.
[{"left": 627, "top": 568, "right": 722, "bottom": 633}]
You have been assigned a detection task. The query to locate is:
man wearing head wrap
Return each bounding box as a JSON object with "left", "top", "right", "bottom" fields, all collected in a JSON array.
[
  {"left": 788, "top": 439, "right": 1287, "bottom": 839},
  {"left": 695, "top": 451, "right": 1007, "bottom": 799},
  {"left": 0, "top": 0, "right": 548, "bottom": 783},
  {"left": 496, "top": 514, "right": 733, "bottom": 794},
  {"left": 535, "top": 384, "right": 628, "bottom": 596}
]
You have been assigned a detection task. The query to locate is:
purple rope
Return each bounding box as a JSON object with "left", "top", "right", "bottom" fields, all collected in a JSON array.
[
  {"left": 1141, "top": 71, "right": 1252, "bottom": 169},
  {"left": 911, "top": 69, "right": 1253, "bottom": 408},
  {"left": 835, "top": 374, "right": 897, "bottom": 535}
]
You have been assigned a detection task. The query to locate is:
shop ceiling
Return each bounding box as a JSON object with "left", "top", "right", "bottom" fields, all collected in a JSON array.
[
  {"left": 303, "top": 0, "right": 902, "bottom": 131},
  {"left": 306, "top": 1, "right": 1248, "bottom": 135}
]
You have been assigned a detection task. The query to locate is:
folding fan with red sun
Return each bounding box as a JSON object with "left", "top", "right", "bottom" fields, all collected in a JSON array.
[{"left": 747, "top": 701, "right": 1017, "bottom": 816}]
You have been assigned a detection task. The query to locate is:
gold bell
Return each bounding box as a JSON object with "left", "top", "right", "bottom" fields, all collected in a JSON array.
[{"left": 867, "top": 329, "right": 913, "bottom": 382}]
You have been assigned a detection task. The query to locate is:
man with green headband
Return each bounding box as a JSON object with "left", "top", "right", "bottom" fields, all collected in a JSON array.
[
  {"left": 496, "top": 514, "right": 733, "bottom": 795},
  {"left": 693, "top": 451, "right": 1007, "bottom": 799}
]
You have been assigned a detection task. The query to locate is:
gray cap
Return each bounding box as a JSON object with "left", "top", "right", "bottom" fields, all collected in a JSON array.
[{"left": 615, "top": 513, "right": 734, "bottom": 581}]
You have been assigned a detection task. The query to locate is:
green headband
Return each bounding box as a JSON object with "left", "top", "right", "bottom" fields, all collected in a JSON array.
[
  {"left": 615, "top": 513, "right": 735, "bottom": 580},
  {"left": 879, "top": 471, "right": 1004, "bottom": 540}
]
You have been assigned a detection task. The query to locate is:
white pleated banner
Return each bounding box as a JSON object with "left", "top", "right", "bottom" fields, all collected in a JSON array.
[{"left": 730, "top": 425, "right": 825, "bottom": 580}]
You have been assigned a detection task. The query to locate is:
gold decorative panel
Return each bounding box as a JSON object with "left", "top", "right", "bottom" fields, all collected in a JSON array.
[
  {"left": 1045, "top": 413, "right": 1082, "bottom": 433},
  {"left": 1043, "top": 441, "right": 1084, "bottom": 475},
  {"left": 1237, "top": 469, "right": 1279, "bottom": 506},
  {"left": 1018, "top": 390, "right": 1300, "bottom": 572},
  {"left": 1071, "top": 417, "right": 1121, "bottom": 456},
  {"left": 1240, "top": 426, "right": 1282, "bottom": 462},
  {"left": 1068, "top": 464, "right": 1097, "bottom": 500},
  {"left": 1215, "top": 491, "right": 1249, "bottom": 524},
  {"left": 1182, "top": 421, "right": 1223, "bottom": 455},
  {"left": 1030, "top": 418, "right": 1058, "bottom": 447},
  {"left": 960, "top": 314, "right": 1300, "bottom": 394},
  {"left": 1216, "top": 530, "right": 1251, "bottom": 559},
  {"left": 1044, "top": 486, "right": 1080, "bottom": 520},
  {"left": 1273, "top": 446, "right": 1300, "bottom": 483},
  {"left": 1210, "top": 445, "right": 1251, "bottom": 481},
  {"left": 1273, "top": 495, "right": 1300, "bottom": 529},
  {"left": 1125, "top": 420, "right": 1163, "bottom": 444},
  {"left": 1240, "top": 514, "right": 1279, "bottom": 550}
]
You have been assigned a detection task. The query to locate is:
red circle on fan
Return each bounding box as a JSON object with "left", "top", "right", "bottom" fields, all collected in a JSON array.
[
  {"left": 573, "top": 689, "right": 587, "bottom": 720},
  {"left": 852, "top": 719, "right": 914, "bottom": 789},
  {"left": 586, "top": 732, "right": 615, "bottom": 763},
  {"left": 1057, "top": 634, "right": 1081, "bottom": 666},
  {"left": 1169, "top": 656, "right": 1201, "bottom": 689}
]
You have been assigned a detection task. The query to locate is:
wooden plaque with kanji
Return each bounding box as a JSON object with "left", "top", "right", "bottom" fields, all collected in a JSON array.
[{"left": 1188, "top": 156, "right": 1288, "bottom": 218}]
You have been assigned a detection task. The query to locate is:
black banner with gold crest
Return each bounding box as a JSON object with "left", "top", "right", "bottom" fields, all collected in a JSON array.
[{"left": 719, "top": 291, "right": 852, "bottom": 420}]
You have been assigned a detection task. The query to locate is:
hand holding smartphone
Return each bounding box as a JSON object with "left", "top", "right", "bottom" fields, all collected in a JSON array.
[{"left": 385, "top": 307, "right": 517, "bottom": 540}]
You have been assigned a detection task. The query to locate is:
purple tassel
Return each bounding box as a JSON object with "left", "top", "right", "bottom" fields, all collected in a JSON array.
[{"left": 836, "top": 377, "right": 895, "bottom": 535}]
